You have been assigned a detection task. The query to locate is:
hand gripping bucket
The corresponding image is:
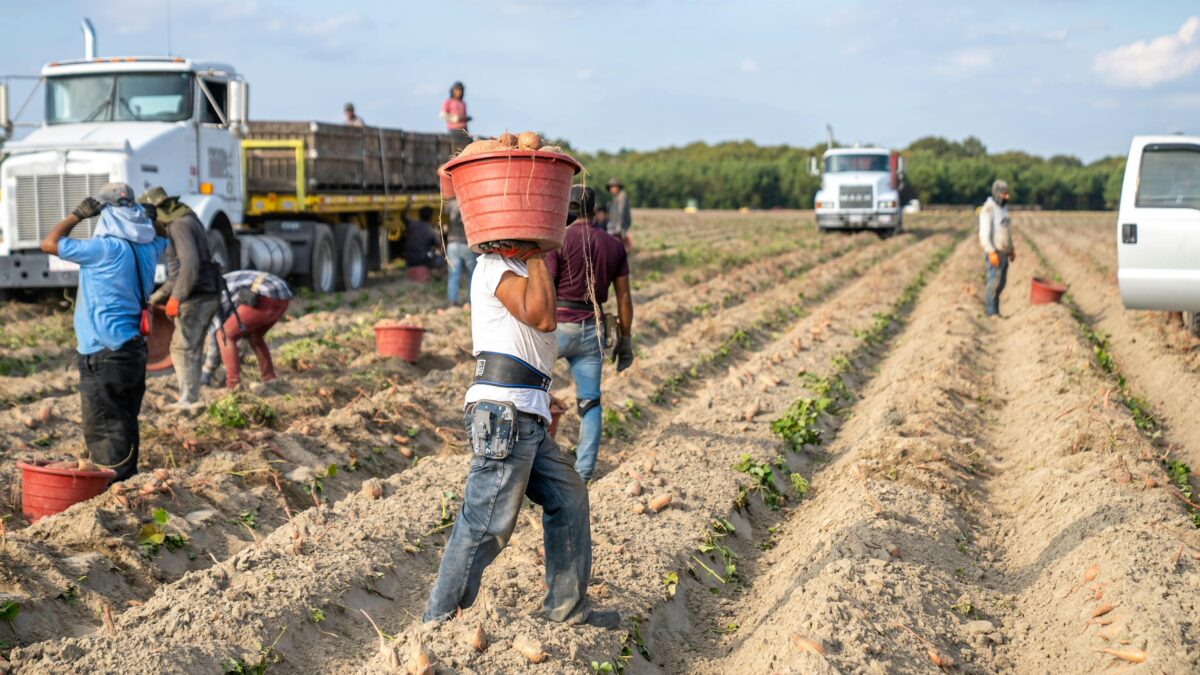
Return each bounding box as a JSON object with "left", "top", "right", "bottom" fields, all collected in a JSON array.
[
  {"left": 441, "top": 149, "right": 583, "bottom": 253},
  {"left": 19, "top": 460, "right": 116, "bottom": 522}
]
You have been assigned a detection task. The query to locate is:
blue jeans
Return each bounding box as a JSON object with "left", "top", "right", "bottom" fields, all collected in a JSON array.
[
  {"left": 556, "top": 321, "right": 604, "bottom": 482},
  {"left": 446, "top": 241, "right": 477, "bottom": 304},
  {"left": 424, "top": 413, "right": 593, "bottom": 623},
  {"left": 984, "top": 254, "right": 1009, "bottom": 316}
]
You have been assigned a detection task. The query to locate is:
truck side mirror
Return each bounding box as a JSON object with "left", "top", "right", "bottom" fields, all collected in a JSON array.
[
  {"left": 808, "top": 156, "right": 819, "bottom": 177},
  {"left": 0, "top": 83, "right": 10, "bottom": 136},
  {"left": 897, "top": 156, "right": 906, "bottom": 176},
  {"left": 228, "top": 80, "right": 249, "bottom": 133}
]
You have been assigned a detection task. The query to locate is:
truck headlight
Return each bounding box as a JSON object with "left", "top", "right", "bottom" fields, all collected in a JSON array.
[{"left": 877, "top": 200, "right": 897, "bottom": 209}]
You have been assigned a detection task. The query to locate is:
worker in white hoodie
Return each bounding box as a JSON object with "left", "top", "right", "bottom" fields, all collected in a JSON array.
[{"left": 979, "top": 179, "right": 1015, "bottom": 318}]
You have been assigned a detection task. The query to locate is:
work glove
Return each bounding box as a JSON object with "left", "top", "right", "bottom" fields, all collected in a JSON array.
[
  {"left": 1008, "top": 250, "right": 1016, "bottom": 262},
  {"left": 165, "top": 296, "right": 181, "bottom": 318},
  {"left": 987, "top": 251, "right": 1000, "bottom": 267},
  {"left": 71, "top": 197, "right": 104, "bottom": 221},
  {"left": 612, "top": 335, "right": 634, "bottom": 373},
  {"left": 481, "top": 239, "right": 542, "bottom": 261}
]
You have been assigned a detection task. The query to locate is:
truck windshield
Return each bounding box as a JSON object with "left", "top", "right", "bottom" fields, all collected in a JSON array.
[
  {"left": 46, "top": 72, "right": 192, "bottom": 124},
  {"left": 1137, "top": 147, "right": 1200, "bottom": 209},
  {"left": 825, "top": 154, "right": 889, "bottom": 173}
]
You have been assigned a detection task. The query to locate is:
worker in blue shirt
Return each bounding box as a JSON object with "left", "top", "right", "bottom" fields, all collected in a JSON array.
[{"left": 40, "top": 182, "right": 168, "bottom": 481}]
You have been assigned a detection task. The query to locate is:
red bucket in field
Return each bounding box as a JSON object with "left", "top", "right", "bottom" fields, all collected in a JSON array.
[
  {"left": 146, "top": 305, "right": 174, "bottom": 372},
  {"left": 406, "top": 266, "right": 431, "bottom": 282},
  {"left": 442, "top": 149, "right": 582, "bottom": 253},
  {"left": 375, "top": 322, "right": 425, "bottom": 362},
  {"left": 1030, "top": 277, "right": 1068, "bottom": 305},
  {"left": 19, "top": 460, "right": 115, "bottom": 522}
]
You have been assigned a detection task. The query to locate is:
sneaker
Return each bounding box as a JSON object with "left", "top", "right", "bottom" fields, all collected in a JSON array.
[{"left": 582, "top": 610, "right": 621, "bottom": 629}]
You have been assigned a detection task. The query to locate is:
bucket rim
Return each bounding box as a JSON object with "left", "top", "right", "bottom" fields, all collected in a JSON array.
[
  {"left": 443, "top": 149, "right": 582, "bottom": 175},
  {"left": 18, "top": 459, "right": 117, "bottom": 479},
  {"left": 373, "top": 322, "right": 426, "bottom": 333},
  {"left": 1030, "top": 276, "right": 1068, "bottom": 293}
]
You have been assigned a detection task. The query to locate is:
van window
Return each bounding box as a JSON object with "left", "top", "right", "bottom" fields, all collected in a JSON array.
[
  {"left": 200, "top": 79, "right": 228, "bottom": 125},
  {"left": 1137, "top": 146, "right": 1200, "bottom": 209}
]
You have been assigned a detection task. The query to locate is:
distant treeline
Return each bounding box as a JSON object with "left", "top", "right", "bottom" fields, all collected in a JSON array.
[{"left": 569, "top": 136, "right": 1125, "bottom": 211}]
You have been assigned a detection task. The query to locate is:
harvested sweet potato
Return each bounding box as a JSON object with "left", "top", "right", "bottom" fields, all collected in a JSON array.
[
  {"left": 649, "top": 494, "right": 672, "bottom": 512},
  {"left": 517, "top": 131, "right": 541, "bottom": 150},
  {"left": 513, "top": 635, "right": 547, "bottom": 663}
]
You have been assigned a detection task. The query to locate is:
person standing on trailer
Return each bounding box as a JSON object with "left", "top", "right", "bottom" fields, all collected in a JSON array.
[
  {"left": 423, "top": 233, "right": 619, "bottom": 629},
  {"left": 980, "top": 179, "right": 1016, "bottom": 318},
  {"left": 344, "top": 102, "right": 365, "bottom": 127},
  {"left": 39, "top": 183, "right": 168, "bottom": 481},
  {"left": 444, "top": 199, "right": 477, "bottom": 305},
  {"left": 606, "top": 177, "right": 633, "bottom": 248},
  {"left": 545, "top": 186, "right": 635, "bottom": 483},
  {"left": 139, "top": 187, "right": 223, "bottom": 410},
  {"left": 201, "top": 270, "right": 292, "bottom": 389},
  {"left": 440, "top": 81, "right": 471, "bottom": 150}
]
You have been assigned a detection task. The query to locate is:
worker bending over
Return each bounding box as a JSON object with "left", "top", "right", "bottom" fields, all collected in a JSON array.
[
  {"left": 546, "top": 186, "right": 635, "bottom": 483},
  {"left": 423, "top": 235, "right": 618, "bottom": 628},
  {"left": 40, "top": 183, "right": 168, "bottom": 481},
  {"left": 202, "top": 271, "right": 292, "bottom": 389}
]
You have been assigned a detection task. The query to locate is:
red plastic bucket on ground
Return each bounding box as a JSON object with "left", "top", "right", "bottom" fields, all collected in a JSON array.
[
  {"left": 375, "top": 323, "right": 425, "bottom": 362},
  {"left": 406, "top": 266, "right": 431, "bottom": 282},
  {"left": 442, "top": 149, "right": 582, "bottom": 253},
  {"left": 19, "top": 460, "right": 116, "bottom": 522},
  {"left": 146, "top": 305, "right": 174, "bottom": 372},
  {"left": 1030, "top": 277, "right": 1068, "bottom": 305}
]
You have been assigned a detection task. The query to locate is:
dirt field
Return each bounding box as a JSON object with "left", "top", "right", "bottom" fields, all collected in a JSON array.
[{"left": 0, "top": 209, "right": 1197, "bottom": 673}]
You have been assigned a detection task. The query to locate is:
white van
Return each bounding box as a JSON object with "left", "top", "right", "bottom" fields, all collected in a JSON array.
[{"left": 1117, "top": 135, "right": 1200, "bottom": 336}]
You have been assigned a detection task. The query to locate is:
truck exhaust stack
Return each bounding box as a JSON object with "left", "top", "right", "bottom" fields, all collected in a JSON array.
[{"left": 81, "top": 18, "right": 96, "bottom": 60}]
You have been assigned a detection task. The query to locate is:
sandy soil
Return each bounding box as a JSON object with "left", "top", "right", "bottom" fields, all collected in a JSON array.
[{"left": 0, "top": 210, "right": 1196, "bottom": 673}]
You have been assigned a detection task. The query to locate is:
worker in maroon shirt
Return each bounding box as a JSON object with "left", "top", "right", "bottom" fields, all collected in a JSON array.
[{"left": 545, "top": 186, "right": 635, "bottom": 483}]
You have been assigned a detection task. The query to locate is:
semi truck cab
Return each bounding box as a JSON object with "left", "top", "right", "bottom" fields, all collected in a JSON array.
[
  {"left": 1116, "top": 135, "right": 1200, "bottom": 335},
  {"left": 0, "top": 56, "right": 247, "bottom": 289},
  {"left": 811, "top": 147, "right": 904, "bottom": 236}
]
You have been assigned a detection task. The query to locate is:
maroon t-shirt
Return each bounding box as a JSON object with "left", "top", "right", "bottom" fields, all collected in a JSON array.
[{"left": 546, "top": 220, "right": 629, "bottom": 323}]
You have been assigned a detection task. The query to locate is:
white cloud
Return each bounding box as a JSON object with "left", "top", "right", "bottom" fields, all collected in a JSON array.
[
  {"left": 295, "top": 12, "right": 362, "bottom": 37},
  {"left": 1093, "top": 16, "right": 1200, "bottom": 88},
  {"left": 935, "top": 48, "right": 993, "bottom": 76},
  {"left": 739, "top": 58, "right": 759, "bottom": 74}
]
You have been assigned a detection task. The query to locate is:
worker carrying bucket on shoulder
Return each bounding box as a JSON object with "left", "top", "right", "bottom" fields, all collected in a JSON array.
[{"left": 424, "top": 139, "right": 619, "bottom": 628}]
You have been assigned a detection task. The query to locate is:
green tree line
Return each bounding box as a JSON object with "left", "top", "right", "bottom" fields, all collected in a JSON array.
[{"left": 573, "top": 136, "right": 1126, "bottom": 211}]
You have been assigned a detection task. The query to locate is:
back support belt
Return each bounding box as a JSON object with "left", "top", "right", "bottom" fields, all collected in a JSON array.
[{"left": 472, "top": 351, "right": 552, "bottom": 391}]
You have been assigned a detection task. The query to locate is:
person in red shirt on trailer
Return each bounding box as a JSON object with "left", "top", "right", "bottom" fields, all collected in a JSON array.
[{"left": 440, "top": 81, "right": 471, "bottom": 151}]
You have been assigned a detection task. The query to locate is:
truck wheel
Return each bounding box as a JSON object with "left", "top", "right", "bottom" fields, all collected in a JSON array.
[
  {"left": 335, "top": 223, "right": 367, "bottom": 291},
  {"left": 208, "top": 230, "right": 231, "bottom": 272},
  {"left": 299, "top": 224, "right": 336, "bottom": 294},
  {"left": 1186, "top": 312, "right": 1200, "bottom": 339},
  {"left": 875, "top": 228, "right": 897, "bottom": 239}
]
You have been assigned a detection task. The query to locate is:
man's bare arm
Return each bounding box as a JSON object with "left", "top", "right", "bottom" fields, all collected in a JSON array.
[
  {"left": 494, "top": 255, "right": 557, "bottom": 332},
  {"left": 40, "top": 214, "right": 81, "bottom": 256},
  {"left": 613, "top": 275, "right": 634, "bottom": 337}
]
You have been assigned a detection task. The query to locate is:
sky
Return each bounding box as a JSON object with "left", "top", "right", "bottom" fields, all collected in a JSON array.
[{"left": 1, "top": 0, "right": 1198, "bottom": 162}]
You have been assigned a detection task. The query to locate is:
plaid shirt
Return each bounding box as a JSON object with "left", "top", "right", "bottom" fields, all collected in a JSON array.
[{"left": 203, "top": 271, "right": 293, "bottom": 374}]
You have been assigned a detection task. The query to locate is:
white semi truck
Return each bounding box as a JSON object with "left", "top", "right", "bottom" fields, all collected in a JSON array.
[
  {"left": 810, "top": 146, "right": 905, "bottom": 237},
  {"left": 1116, "top": 135, "right": 1200, "bottom": 336},
  {"left": 0, "top": 23, "right": 448, "bottom": 297}
]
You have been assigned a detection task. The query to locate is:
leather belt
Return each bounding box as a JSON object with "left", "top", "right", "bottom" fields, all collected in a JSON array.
[
  {"left": 472, "top": 351, "right": 552, "bottom": 391},
  {"left": 556, "top": 299, "right": 594, "bottom": 311}
]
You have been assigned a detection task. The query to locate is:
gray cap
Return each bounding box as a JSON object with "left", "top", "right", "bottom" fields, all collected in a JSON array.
[
  {"left": 97, "top": 182, "right": 136, "bottom": 206},
  {"left": 992, "top": 179, "right": 1010, "bottom": 202}
]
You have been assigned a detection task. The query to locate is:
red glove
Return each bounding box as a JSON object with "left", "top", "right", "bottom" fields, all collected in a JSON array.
[
  {"left": 987, "top": 251, "right": 1000, "bottom": 267},
  {"left": 165, "top": 296, "right": 181, "bottom": 318}
]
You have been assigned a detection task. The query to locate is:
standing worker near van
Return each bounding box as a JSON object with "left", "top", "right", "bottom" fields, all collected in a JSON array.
[
  {"left": 423, "top": 233, "right": 619, "bottom": 628},
  {"left": 39, "top": 183, "right": 168, "bottom": 481},
  {"left": 606, "top": 178, "right": 633, "bottom": 248},
  {"left": 140, "top": 187, "right": 222, "bottom": 409},
  {"left": 440, "top": 81, "right": 471, "bottom": 150},
  {"left": 980, "top": 179, "right": 1016, "bottom": 318},
  {"left": 546, "top": 186, "right": 635, "bottom": 483}
]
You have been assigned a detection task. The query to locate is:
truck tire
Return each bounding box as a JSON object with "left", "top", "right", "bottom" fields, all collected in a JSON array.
[
  {"left": 299, "top": 224, "right": 336, "bottom": 294},
  {"left": 1186, "top": 311, "right": 1200, "bottom": 339},
  {"left": 875, "top": 228, "right": 897, "bottom": 239},
  {"left": 208, "top": 230, "right": 232, "bottom": 273},
  {"left": 335, "top": 223, "right": 367, "bottom": 291}
]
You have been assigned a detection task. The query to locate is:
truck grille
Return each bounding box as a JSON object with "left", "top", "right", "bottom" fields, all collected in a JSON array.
[
  {"left": 14, "top": 173, "right": 110, "bottom": 247},
  {"left": 839, "top": 185, "right": 873, "bottom": 209}
]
